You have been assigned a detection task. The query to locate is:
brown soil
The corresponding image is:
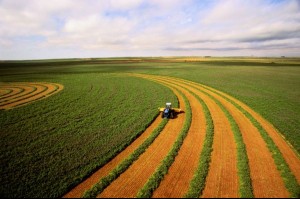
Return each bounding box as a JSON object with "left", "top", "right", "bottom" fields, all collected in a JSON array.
[
  {"left": 63, "top": 116, "right": 163, "bottom": 198},
  {"left": 97, "top": 88, "right": 186, "bottom": 198}
]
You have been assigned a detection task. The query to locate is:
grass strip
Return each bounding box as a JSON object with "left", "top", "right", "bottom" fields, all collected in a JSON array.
[
  {"left": 176, "top": 79, "right": 254, "bottom": 197},
  {"left": 184, "top": 90, "right": 214, "bottom": 197},
  {"left": 151, "top": 76, "right": 253, "bottom": 197},
  {"left": 136, "top": 87, "right": 192, "bottom": 198},
  {"left": 82, "top": 118, "right": 169, "bottom": 198},
  {"left": 196, "top": 82, "right": 300, "bottom": 198}
]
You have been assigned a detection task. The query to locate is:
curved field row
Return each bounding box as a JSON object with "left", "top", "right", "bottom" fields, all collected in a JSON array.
[
  {"left": 0, "top": 87, "right": 24, "bottom": 100},
  {"left": 0, "top": 88, "right": 14, "bottom": 97},
  {"left": 63, "top": 116, "right": 164, "bottom": 198},
  {"left": 153, "top": 76, "right": 292, "bottom": 197},
  {"left": 0, "top": 82, "right": 64, "bottom": 110},
  {"left": 97, "top": 88, "right": 186, "bottom": 198},
  {"left": 138, "top": 75, "right": 239, "bottom": 198},
  {"left": 0, "top": 85, "right": 39, "bottom": 105},
  {"left": 64, "top": 74, "right": 299, "bottom": 198}
]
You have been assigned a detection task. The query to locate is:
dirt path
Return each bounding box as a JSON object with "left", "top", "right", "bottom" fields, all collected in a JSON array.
[
  {"left": 63, "top": 116, "right": 163, "bottom": 198},
  {"left": 0, "top": 82, "right": 63, "bottom": 110},
  {"left": 97, "top": 88, "right": 186, "bottom": 198}
]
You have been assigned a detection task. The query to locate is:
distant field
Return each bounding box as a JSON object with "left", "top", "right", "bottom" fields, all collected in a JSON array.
[{"left": 0, "top": 57, "right": 299, "bottom": 197}]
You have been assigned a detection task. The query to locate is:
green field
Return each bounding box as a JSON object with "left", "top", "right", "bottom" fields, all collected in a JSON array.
[{"left": 0, "top": 57, "right": 299, "bottom": 197}]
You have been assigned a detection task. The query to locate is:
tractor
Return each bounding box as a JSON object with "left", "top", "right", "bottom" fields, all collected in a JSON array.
[{"left": 159, "top": 102, "right": 182, "bottom": 119}]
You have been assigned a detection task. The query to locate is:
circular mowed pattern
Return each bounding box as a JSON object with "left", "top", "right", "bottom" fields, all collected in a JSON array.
[
  {"left": 0, "top": 82, "right": 63, "bottom": 110},
  {"left": 64, "top": 74, "right": 300, "bottom": 198}
]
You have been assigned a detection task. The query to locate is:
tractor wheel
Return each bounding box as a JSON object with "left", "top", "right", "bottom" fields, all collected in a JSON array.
[{"left": 161, "top": 112, "right": 165, "bottom": 118}]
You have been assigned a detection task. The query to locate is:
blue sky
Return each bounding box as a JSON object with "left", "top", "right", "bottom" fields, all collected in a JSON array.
[{"left": 0, "top": 0, "right": 299, "bottom": 60}]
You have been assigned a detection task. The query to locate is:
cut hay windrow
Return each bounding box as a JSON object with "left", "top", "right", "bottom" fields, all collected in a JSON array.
[
  {"left": 136, "top": 75, "right": 211, "bottom": 198},
  {"left": 82, "top": 118, "right": 169, "bottom": 198},
  {"left": 136, "top": 81, "right": 192, "bottom": 198},
  {"left": 0, "top": 85, "right": 39, "bottom": 105},
  {"left": 184, "top": 89, "right": 214, "bottom": 198},
  {"left": 201, "top": 84, "right": 300, "bottom": 183},
  {"left": 198, "top": 84, "right": 300, "bottom": 197},
  {"left": 149, "top": 79, "right": 207, "bottom": 197},
  {"left": 0, "top": 87, "right": 25, "bottom": 101},
  {"left": 150, "top": 76, "right": 239, "bottom": 198},
  {"left": 159, "top": 77, "right": 253, "bottom": 197},
  {"left": 0, "top": 88, "right": 14, "bottom": 98},
  {"left": 0, "top": 82, "right": 63, "bottom": 110},
  {"left": 96, "top": 88, "right": 186, "bottom": 198},
  {"left": 64, "top": 117, "right": 164, "bottom": 198},
  {"left": 173, "top": 76, "right": 299, "bottom": 197}
]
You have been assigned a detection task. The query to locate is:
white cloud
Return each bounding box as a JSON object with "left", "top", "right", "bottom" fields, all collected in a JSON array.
[{"left": 0, "top": 0, "right": 299, "bottom": 59}]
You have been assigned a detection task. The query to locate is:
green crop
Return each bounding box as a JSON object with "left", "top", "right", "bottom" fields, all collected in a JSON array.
[{"left": 0, "top": 73, "right": 177, "bottom": 198}]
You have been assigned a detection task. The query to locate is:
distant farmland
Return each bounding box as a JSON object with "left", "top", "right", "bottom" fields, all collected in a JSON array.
[{"left": 0, "top": 57, "right": 299, "bottom": 198}]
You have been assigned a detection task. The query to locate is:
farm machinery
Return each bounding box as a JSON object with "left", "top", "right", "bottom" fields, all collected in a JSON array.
[{"left": 159, "top": 102, "right": 182, "bottom": 119}]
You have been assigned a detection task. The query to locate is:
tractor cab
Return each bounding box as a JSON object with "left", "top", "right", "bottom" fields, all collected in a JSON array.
[
  {"left": 165, "top": 102, "right": 172, "bottom": 109},
  {"left": 162, "top": 102, "right": 174, "bottom": 119}
]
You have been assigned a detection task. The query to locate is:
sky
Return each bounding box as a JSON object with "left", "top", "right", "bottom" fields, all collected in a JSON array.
[{"left": 0, "top": 0, "right": 299, "bottom": 60}]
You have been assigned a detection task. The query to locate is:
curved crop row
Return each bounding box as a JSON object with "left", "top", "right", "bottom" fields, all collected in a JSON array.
[
  {"left": 0, "top": 82, "right": 63, "bottom": 110},
  {"left": 156, "top": 77, "right": 253, "bottom": 197},
  {"left": 130, "top": 74, "right": 298, "bottom": 197},
  {"left": 96, "top": 89, "right": 186, "bottom": 198},
  {"left": 176, "top": 77, "right": 300, "bottom": 197},
  {"left": 137, "top": 86, "right": 192, "bottom": 198},
  {"left": 162, "top": 75, "right": 299, "bottom": 197},
  {"left": 61, "top": 73, "right": 299, "bottom": 198},
  {"left": 82, "top": 118, "right": 169, "bottom": 198}
]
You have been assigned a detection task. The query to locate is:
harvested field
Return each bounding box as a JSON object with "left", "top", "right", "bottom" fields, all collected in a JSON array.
[
  {"left": 66, "top": 73, "right": 299, "bottom": 198},
  {"left": 0, "top": 82, "right": 63, "bottom": 110}
]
